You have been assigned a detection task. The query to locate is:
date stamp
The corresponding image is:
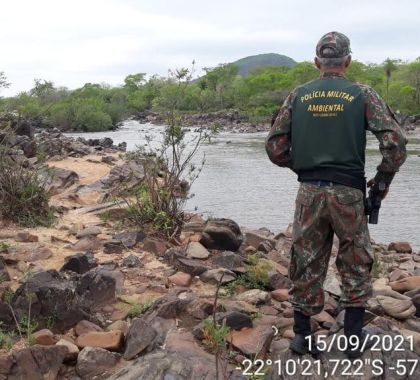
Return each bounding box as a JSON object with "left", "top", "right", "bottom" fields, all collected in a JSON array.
[
  {"left": 237, "top": 334, "right": 418, "bottom": 377},
  {"left": 306, "top": 333, "right": 414, "bottom": 353}
]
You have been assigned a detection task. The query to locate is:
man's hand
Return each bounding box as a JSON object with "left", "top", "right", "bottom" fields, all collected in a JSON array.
[{"left": 367, "top": 178, "right": 389, "bottom": 200}]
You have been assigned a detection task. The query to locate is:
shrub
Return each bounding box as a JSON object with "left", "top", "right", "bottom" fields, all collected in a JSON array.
[{"left": 0, "top": 128, "right": 53, "bottom": 227}]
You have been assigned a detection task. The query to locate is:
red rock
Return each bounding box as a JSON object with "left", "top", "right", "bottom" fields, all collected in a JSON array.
[
  {"left": 388, "top": 241, "right": 412, "bottom": 253},
  {"left": 33, "top": 329, "right": 57, "bottom": 346},
  {"left": 76, "top": 330, "right": 124, "bottom": 351},
  {"left": 226, "top": 325, "right": 274, "bottom": 357},
  {"left": 142, "top": 238, "right": 167, "bottom": 256},
  {"left": 15, "top": 231, "right": 38, "bottom": 242},
  {"left": 390, "top": 276, "right": 420, "bottom": 293},
  {"left": 271, "top": 289, "right": 289, "bottom": 302},
  {"left": 168, "top": 271, "right": 192, "bottom": 287},
  {"left": 389, "top": 269, "right": 410, "bottom": 282},
  {"left": 28, "top": 246, "right": 53, "bottom": 261},
  {"left": 74, "top": 320, "right": 103, "bottom": 336}
]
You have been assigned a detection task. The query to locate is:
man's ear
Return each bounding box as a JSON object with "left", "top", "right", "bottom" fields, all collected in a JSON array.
[
  {"left": 314, "top": 57, "right": 321, "bottom": 70},
  {"left": 345, "top": 55, "right": 352, "bottom": 68}
]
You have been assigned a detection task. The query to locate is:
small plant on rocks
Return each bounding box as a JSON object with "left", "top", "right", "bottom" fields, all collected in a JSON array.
[
  {"left": 127, "top": 299, "right": 154, "bottom": 318},
  {"left": 122, "top": 64, "right": 216, "bottom": 237},
  {"left": 0, "top": 126, "right": 54, "bottom": 227}
]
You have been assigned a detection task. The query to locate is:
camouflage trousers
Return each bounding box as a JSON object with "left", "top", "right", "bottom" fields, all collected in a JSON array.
[{"left": 289, "top": 182, "right": 374, "bottom": 316}]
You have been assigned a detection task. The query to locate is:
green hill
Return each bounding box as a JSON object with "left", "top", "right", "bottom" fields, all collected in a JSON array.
[{"left": 232, "top": 53, "right": 297, "bottom": 76}]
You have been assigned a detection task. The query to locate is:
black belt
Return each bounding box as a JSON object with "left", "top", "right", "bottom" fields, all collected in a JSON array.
[{"left": 297, "top": 168, "right": 366, "bottom": 192}]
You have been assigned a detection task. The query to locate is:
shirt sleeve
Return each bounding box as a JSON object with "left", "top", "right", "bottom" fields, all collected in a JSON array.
[
  {"left": 265, "top": 88, "right": 298, "bottom": 168},
  {"left": 360, "top": 84, "right": 408, "bottom": 186}
]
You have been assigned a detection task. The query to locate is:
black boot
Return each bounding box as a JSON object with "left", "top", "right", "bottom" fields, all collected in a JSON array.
[
  {"left": 289, "top": 310, "right": 319, "bottom": 355},
  {"left": 344, "top": 307, "right": 374, "bottom": 359}
]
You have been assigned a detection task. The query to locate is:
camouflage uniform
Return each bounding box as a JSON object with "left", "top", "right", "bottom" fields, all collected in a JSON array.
[{"left": 266, "top": 36, "right": 407, "bottom": 316}]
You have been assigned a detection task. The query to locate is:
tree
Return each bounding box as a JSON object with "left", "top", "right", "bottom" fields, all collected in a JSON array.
[
  {"left": 0, "top": 72, "right": 10, "bottom": 91},
  {"left": 383, "top": 58, "right": 398, "bottom": 102},
  {"left": 124, "top": 73, "right": 146, "bottom": 91}
]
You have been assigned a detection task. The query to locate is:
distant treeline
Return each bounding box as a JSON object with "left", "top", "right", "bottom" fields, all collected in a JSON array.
[{"left": 1, "top": 58, "right": 419, "bottom": 132}]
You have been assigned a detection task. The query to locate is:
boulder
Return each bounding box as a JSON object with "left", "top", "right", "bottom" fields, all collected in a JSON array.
[
  {"left": 225, "top": 324, "right": 274, "bottom": 357},
  {"left": 60, "top": 253, "right": 92, "bottom": 274},
  {"left": 123, "top": 318, "right": 158, "bottom": 360},
  {"left": 168, "top": 271, "right": 192, "bottom": 287},
  {"left": 173, "top": 256, "right": 210, "bottom": 276},
  {"left": 76, "top": 330, "right": 124, "bottom": 351},
  {"left": 9, "top": 270, "right": 84, "bottom": 330},
  {"left": 200, "top": 268, "right": 236, "bottom": 284},
  {"left": 142, "top": 238, "right": 167, "bottom": 256},
  {"left": 235, "top": 289, "right": 270, "bottom": 305},
  {"left": 103, "top": 240, "right": 124, "bottom": 254},
  {"left": 76, "top": 226, "right": 102, "bottom": 238},
  {"left": 377, "top": 295, "right": 416, "bottom": 319},
  {"left": 33, "top": 329, "right": 57, "bottom": 345},
  {"left": 200, "top": 218, "right": 243, "bottom": 251},
  {"left": 388, "top": 241, "right": 412, "bottom": 253},
  {"left": 56, "top": 338, "right": 79, "bottom": 361},
  {"left": 74, "top": 320, "right": 103, "bottom": 336},
  {"left": 122, "top": 254, "right": 141, "bottom": 268},
  {"left": 186, "top": 241, "right": 210, "bottom": 259},
  {"left": 245, "top": 231, "right": 276, "bottom": 249},
  {"left": 390, "top": 276, "right": 420, "bottom": 293},
  {"left": 76, "top": 269, "right": 116, "bottom": 308},
  {"left": 213, "top": 251, "right": 244, "bottom": 270},
  {"left": 76, "top": 347, "right": 121, "bottom": 378},
  {"left": 114, "top": 231, "right": 146, "bottom": 248},
  {"left": 42, "top": 167, "right": 79, "bottom": 195},
  {"left": 6, "top": 345, "right": 68, "bottom": 380}
]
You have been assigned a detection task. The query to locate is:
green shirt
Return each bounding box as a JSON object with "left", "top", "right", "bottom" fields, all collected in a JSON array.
[{"left": 265, "top": 72, "right": 408, "bottom": 186}]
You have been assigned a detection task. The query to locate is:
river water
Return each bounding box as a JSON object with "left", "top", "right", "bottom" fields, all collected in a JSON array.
[{"left": 66, "top": 120, "right": 420, "bottom": 250}]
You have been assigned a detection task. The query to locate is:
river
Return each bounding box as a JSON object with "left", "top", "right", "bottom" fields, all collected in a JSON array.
[{"left": 66, "top": 120, "right": 420, "bottom": 251}]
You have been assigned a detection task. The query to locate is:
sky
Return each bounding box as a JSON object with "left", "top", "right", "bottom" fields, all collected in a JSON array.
[{"left": 1, "top": 0, "right": 419, "bottom": 95}]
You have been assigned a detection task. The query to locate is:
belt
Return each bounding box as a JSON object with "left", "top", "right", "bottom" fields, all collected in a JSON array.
[{"left": 303, "top": 180, "right": 336, "bottom": 187}]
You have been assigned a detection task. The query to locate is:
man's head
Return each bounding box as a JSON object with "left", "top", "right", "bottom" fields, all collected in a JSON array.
[{"left": 314, "top": 31, "right": 352, "bottom": 72}]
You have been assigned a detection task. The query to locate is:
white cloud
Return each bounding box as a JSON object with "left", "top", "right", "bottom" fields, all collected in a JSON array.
[{"left": 1, "top": 0, "right": 419, "bottom": 95}]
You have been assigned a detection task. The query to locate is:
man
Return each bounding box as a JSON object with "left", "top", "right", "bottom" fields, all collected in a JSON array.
[{"left": 265, "top": 31, "right": 407, "bottom": 358}]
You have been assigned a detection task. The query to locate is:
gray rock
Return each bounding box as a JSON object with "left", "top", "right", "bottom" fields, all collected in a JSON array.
[
  {"left": 122, "top": 254, "right": 141, "bottom": 268},
  {"left": 200, "top": 268, "right": 236, "bottom": 284},
  {"left": 174, "top": 256, "right": 210, "bottom": 276},
  {"left": 213, "top": 251, "right": 244, "bottom": 270},
  {"left": 114, "top": 231, "right": 146, "bottom": 248},
  {"left": 103, "top": 240, "right": 124, "bottom": 254},
  {"left": 76, "top": 226, "right": 102, "bottom": 238},
  {"left": 60, "top": 253, "right": 91, "bottom": 274},
  {"left": 200, "top": 218, "right": 243, "bottom": 251},
  {"left": 186, "top": 241, "right": 210, "bottom": 259},
  {"left": 235, "top": 289, "right": 270, "bottom": 305},
  {"left": 76, "top": 347, "right": 120, "bottom": 378},
  {"left": 377, "top": 295, "right": 416, "bottom": 319},
  {"left": 9, "top": 270, "right": 84, "bottom": 331},
  {"left": 123, "top": 318, "right": 157, "bottom": 360},
  {"left": 7, "top": 345, "right": 68, "bottom": 380},
  {"left": 76, "top": 270, "right": 116, "bottom": 308}
]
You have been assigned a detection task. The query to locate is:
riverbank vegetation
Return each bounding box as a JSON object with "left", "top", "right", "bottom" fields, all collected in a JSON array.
[{"left": 1, "top": 57, "right": 420, "bottom": 132}]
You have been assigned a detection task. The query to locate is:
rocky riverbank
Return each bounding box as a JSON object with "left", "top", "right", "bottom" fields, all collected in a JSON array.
[
  {"left": 0, "top": 133, "right": 420, "bottom": 379},
  {"left": 144, "top": 110, "right": 270, "bottom": 133}
]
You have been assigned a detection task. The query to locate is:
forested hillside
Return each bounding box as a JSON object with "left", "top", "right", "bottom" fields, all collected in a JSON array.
[{"left": 1, "top": 57, "right": 419, "bottom": 132}]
